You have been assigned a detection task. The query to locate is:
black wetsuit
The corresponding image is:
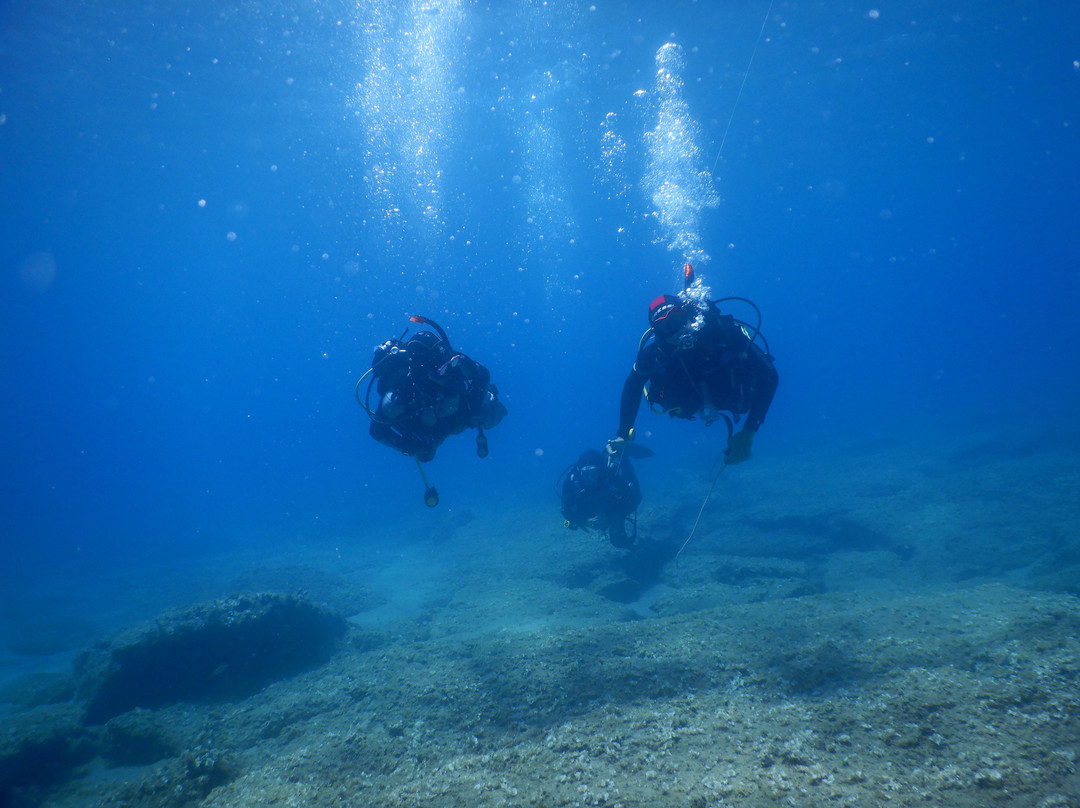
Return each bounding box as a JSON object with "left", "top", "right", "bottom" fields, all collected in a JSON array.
[
  {"left": 618, "top": 307, "right": 778, "bottom": 439},
  {"left": 561, "top": 451, "right": 642, "bottom": 547},
  {"left": 370, "top": 353, "right": 494, "bottom": 462}
]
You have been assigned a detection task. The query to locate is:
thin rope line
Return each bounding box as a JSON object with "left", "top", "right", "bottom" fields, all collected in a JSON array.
[
  {"left": 673, "top": 462, "right": 727, "bottom": 567},
  {"left": 712, "top": 0, "right": 774, "bottom": 173}
]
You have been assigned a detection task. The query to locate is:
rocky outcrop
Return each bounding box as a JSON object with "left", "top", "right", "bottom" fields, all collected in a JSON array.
[
  {"left": 75, "top": 592, "right": 346, "bottom": 726},
  {"left": 0, "top": 704, "right": 92, "bottom": 808}
]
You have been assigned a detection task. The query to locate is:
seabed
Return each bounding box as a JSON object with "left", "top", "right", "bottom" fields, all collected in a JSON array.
[{"left": 3, "top": 423, "right": 1079, "bottom": 808}]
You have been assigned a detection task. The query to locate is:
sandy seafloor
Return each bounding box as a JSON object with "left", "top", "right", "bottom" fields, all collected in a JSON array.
[{"left": 3, "top": 417, "right": 1080, "bottom": 808}]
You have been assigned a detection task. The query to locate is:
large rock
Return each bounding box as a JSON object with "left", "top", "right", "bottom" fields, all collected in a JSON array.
[
  {"left": 75, "top": 593, "right": 346, "bottom": 725},
  {"left": 0, "top": 704, "right": 93, "bottom": 808}
]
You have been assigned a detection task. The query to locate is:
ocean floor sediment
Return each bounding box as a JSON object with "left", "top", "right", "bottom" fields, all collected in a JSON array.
[{"left": 3, "top": 427, "right": 1079, "bottom": 808}]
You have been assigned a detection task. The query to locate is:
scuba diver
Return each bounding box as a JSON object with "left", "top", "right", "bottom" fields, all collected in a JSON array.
[
  {"left": 357, "top": 316, "right": 507, "bottom": 504},
  {"left": 559, "top": 449, "right": 642, "bottom": 548},
  {"left": 608, "top": 264, "right": 778, "bottom": 465}
]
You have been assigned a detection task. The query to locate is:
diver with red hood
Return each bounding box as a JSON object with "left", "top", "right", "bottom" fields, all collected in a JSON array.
[{"left": 608, "top": 265, "right": 778, "bottom": 465}]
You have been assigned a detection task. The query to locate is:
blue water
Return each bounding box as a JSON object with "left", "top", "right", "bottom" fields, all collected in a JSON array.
[{"left": 2, "top": 0, "right": 1078, "bottom": 595}]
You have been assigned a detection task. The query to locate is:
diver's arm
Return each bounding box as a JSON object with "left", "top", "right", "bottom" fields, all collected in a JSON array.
[
  {"left": 617, "top": 367, "right": 647, "bottom": 439},
  {"left": 742, "top": 343, "right": 778, "bottom": 433},
  {"left": 560, "top": 477, "right": 582, "bottom": 525},
  {"left": 456, "top": 354, "right": 491, "bottom": 390}
]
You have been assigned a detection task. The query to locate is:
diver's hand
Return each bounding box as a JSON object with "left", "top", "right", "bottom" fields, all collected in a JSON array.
[
  {"left": 413, "top": 446, "right": 436, "bottom": 463},
  {"left": 724, "top": 429, "right": 754, "bottom": 465},
  {"left": 606, "top": 436, "right": 627, "bottom": 458}
]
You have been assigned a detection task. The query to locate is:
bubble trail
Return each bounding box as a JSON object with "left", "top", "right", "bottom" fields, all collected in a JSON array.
[{"left": 642, "top": 42, "right": 719, "bottom": 271}]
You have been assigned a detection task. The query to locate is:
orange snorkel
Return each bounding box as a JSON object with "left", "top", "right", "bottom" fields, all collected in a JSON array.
[{"left": 408, "top": 314, "right": 452, "bottom": 349}]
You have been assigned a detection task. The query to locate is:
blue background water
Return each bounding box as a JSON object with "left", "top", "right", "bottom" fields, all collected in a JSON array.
[{"left": 2, "top": 0, "right": 1078, "bottom": 583}]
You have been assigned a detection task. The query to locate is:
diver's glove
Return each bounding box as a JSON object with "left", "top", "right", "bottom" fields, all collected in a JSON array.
[
  {"left": 724, "top": 429, "right": 755, "bottom": 465},
  {"left": 606, "top": 436, "right": 628, "bottom": 458}
]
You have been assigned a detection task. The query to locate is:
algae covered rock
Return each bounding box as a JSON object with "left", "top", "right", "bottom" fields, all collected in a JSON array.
[
  {"left": 0, "top": 703, "right": 93, "bottom": 807},
  {"left": 75, "top": 592, "right": 346, "bottom": 725},
  {"left": 99, "top": 707, "right": 180, "bottom": 766}
]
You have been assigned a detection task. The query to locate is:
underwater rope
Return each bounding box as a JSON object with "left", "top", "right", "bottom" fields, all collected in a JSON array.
[
  {"left": 712, "top": 0, "right": 774, "bottom": 172},
  {"left": 673, "top": 463, "right": 727, "bottom": 567},
  {"left": 673, "top": 415, "right": 734, "bottom": 567}
]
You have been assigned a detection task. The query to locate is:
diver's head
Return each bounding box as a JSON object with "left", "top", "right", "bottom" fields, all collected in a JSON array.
[
  {"left": 576, "top": 449, "right": 605, "bottom": 489},
  {"left": 578, "top": 449, "right": 605, "bottom": 466},
  {"left": 379, "top": 390, "right": 406, "bottom": 420},
  {"left": 649, "top": 294, "right": 689, "bottom": 341},
  {"left": 406, "top": 331, "right": 450, "bottom": 383}
]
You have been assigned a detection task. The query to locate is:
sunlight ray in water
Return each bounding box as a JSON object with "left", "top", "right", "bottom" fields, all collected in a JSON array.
[{"left": 353, "top": 0, "right": 465, "bottom": 239}]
